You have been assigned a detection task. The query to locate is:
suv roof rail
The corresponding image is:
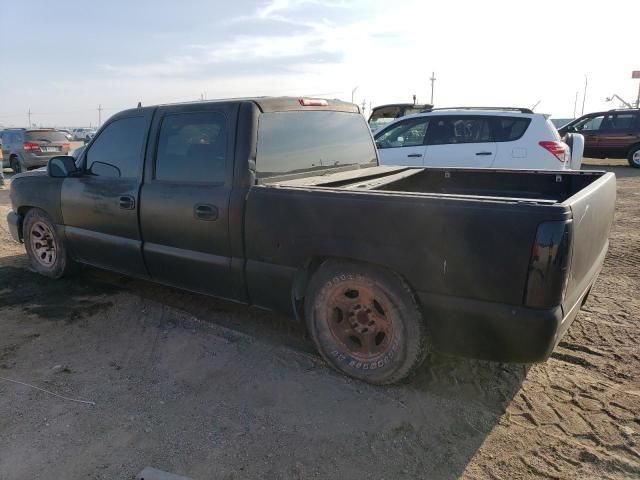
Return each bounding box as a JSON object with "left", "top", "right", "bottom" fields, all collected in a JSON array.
[
  {"left": 607, "top": 108, "right": 640, "bottom": 112},
  {"left": 431, "top": 107, "right": 534, "bottom": 114}
]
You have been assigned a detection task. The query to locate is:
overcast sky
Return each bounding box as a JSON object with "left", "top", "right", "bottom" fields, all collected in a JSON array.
[{"left": 1, "top": 0, "right": 638, "bottom": 127}]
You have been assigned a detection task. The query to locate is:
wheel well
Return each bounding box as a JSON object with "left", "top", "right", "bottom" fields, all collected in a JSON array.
[
  {"left": 291, "top": 256, "right": 327, "bottom": 321},
  {"left": 628, "top": 143, "right": 640, "bottom": 155},
  {"left": 291, "top": 256, "right": 415, "bottom": 322},
  {"left": 14, "top": 206, "right": 35, "bottom": 240}
]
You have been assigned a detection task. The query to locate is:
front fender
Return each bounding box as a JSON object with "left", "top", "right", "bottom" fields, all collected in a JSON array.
[{"left": 10, "top": 172, "right": 65, "bottom": 224}]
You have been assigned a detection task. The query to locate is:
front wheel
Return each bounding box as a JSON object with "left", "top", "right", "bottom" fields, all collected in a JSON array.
[
  {"left": 305, "top": 260, "right": 430, "bottom": 385},
  {"left": 23, "top": 208, "right": 77, "bottom": 278},
  {"left": 628, "top": 145, "right": 640, "bottom": 168}
]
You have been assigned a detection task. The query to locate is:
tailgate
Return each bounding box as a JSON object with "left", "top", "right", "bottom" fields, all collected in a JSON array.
[{"left": 562, "top": 172, "right": 616, "bottom": 312}]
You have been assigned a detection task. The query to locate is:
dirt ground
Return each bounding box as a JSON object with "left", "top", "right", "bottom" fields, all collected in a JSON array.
[{"left": 0, "top": 160, "right": 638, "bottom": 480}]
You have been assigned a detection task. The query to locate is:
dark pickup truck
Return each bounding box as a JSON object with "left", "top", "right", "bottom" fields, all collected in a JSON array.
[{"left": 7, "top": 97, "right": 616, "bottom": 384}]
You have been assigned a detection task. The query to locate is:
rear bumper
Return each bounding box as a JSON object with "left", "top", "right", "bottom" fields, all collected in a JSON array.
[
  {"left": 6, "top": 211, "right": 22, "bottom": 242},
  {"left": 417, "top": 280, "right": 595, "bottom": 363}
]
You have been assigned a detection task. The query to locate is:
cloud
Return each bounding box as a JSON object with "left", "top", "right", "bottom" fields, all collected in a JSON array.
[{"left": 99, "top": 0, "right": 355, "bottom": 79}]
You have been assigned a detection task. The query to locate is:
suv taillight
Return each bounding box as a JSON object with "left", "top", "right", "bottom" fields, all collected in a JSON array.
[
  {"left": 23, "top": 141, "right": 40, "bottom": 151},
  {"left": 524, "top": 221, "right": 572, "bottom": 308},
  {"left": 539, "top": 141, "right": 567, "bottom": 163},
  {"left": 63, "top": 142, "right": 70, "bottom": 149}
]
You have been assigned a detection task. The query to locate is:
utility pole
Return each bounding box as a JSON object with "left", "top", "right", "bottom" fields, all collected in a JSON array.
[
  {"left": 581, "top": 75, "right": 588, "bottom": 115},
  {"left": 351, "top": 86, "right": 359, "bottom": 104},
  {"left": 361, "top": 99, "right": 366, "bottom": 115},
  {"left": 573, "top": 91, "right": 578, "bottom": 118},
  {"left": 27, "top": 108, "right": 32, "bottom": 127},
  {"left": 97, "top": 104, "right": 103, "bottom": 127},
  {"left": 429, "top": 72, "right": 437, "bottom": 105}
]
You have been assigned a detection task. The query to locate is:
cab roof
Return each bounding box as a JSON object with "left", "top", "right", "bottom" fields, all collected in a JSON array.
[{"left": 129, "top": 96, "right": 360, "bottom": 115}]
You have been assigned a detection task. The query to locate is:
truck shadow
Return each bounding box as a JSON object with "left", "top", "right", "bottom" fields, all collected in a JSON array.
[{"left": 0, "top": 260, "right": 526, "bottom": 478}]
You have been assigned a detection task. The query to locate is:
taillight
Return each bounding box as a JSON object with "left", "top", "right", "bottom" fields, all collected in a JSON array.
[
  {"left": 299, "top": 98, "right": 328, "bottom": 107},
  {"left": 539, "top": 141, "right": 567, "bottom": 163},
  {"left": 23, "top": 141, "right": 40, "bottom": 151},
  {"left": 524, "top": 221, "right": 572, "bottom": 308},
  {"left": 63, "top": 142, "right": 70, "bottom": 149}
]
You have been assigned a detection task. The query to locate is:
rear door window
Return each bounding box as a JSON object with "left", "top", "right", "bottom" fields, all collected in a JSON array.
[
  {"left": 256, "top": 111, "right": 377, "bottom": 179},
  {"left": 427, "top": 116, "right": 492, "bottom": 145},
  {"left": 85, "top": 117, "right": 146, "bottom": 178},
  {"left": 155, "top": 111, "right": 227, "bottom": 184},
  {"left": 601, "top": 112, "right": 637, "bottom": 130},
  {"left": 491, "top": 117, "right": 532, "bottom": 142}
]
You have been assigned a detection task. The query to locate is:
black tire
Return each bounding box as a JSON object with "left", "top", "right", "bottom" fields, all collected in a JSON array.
[
  {"left": 23, "top": 208, "right": 77, "bottom": 279},
  {"left": 305, "top": 260, "right": 430, "bottom": 385},
  {"left": 628, "top": 145, "right": 640, "bottom": 168},
  {"left": 10, "top": 156, "right": 23, "bottom": 174}
]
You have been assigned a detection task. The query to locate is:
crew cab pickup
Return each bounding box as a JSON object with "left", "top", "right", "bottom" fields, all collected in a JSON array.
[{"left": 6, "top": 97, "right": 616, "bottom": 385}]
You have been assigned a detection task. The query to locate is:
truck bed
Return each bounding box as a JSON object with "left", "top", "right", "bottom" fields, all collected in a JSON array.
[
  {"left": 273, "top": 166, "right": 605, "bottom": 204},
  {"left": 248, "top": 166, "right": 616, "bottom": 361}
]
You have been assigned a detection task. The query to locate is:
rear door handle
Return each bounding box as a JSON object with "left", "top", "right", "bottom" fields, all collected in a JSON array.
[
  {"left": 407, "top": 153, "right": 423, "bottom": 158},
  {"left": 119, "top": 195, "right": 135, "bottom": 210},
  {"left": 475, "top": 151, "right": 493, "bottom": 156},
  {"left": 194, "top": 203, "right": 218, "bottom": 221}
]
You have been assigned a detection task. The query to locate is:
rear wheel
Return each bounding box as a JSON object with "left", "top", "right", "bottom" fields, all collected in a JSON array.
[
  {"left": 10, "top": 156, "right": 22, "bottom": 174},
  {"left": 23, "top": 208, "right": 77, "bottom": 279},
  {"left": 628, "top": 145, "right": 640, "bottom": 168},
  {"left": 305, "top": 260, "right": 430, "bottom": 385}
]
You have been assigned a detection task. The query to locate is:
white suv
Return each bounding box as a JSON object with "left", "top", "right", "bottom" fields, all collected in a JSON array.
[{"left": 374, "top": 108, "right": 583, "bottom": 170}]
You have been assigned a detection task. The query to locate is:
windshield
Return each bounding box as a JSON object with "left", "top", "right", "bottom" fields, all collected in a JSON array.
[
  {"left": 256, "top": 111, "right": 377, "bottom": 179},
  {"left": 25, "top": 130, "right": 68, "bottom": 142}
]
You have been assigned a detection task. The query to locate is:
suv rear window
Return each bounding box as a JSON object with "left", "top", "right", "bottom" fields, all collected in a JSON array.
[
  {"left": 491, "top": 117, "right": 531, "bottom": 142},
  {"left": 256, "top": 111, "right": 377, "bottom": 179},
  {"left": 25, "top": 131, "right": 68, "bottom": 142}
]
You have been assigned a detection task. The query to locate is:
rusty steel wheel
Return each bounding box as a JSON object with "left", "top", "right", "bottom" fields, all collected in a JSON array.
[
  {"left": 305, "top": 260, "right": 430, "bottom": 385},
  {"left": 325, "top": 281, "right": 395, "bottom": 361}
]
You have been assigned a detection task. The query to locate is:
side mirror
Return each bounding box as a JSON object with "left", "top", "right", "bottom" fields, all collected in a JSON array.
[{"left": 47, "top": 156, "right": 79, "bottom": 178}]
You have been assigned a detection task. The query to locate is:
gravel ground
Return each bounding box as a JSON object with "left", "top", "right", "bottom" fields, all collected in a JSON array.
[{"left": 0, "top": 160, "right": 638, "bottom": 480}]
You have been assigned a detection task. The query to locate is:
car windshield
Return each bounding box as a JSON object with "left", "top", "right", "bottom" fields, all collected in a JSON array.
[{"left": 25, "top": 130, "right": 68, "bottom": 142}]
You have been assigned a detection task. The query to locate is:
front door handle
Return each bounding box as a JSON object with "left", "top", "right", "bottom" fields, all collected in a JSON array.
[
  {"left": 407, "top": 153, "right": 423, "bottom": 158},
  {"left": 194, "top": 203, "right": 218, "bottom": 221},
  {"left": 475, "top": 151, "right": 493, "bottom": 156},
  {"left": 119, "top": 195, "right": 135, "bottom": 210}
]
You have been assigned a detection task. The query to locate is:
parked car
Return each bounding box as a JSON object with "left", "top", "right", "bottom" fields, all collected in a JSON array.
[
  {"left": 72, "top": 128, "right": 96, "bottom": 141},
  {"left": 1, "top": 128, "right": 70, "bottom": 173},
  {"left": 558, "top": 109, "right": 640, "bottom": 168},
  {"left": 57, "top": 129, "right": 74, "bottom": 141},
  {"left": 6, "top": 97, "right": 615, "bottom": 385},
  {"left": 70, "top": 145, "right": 85, "bottom": 159},
  {"left": 375, "top": 107, "right": 583, "bottom": 170},
  {"left": 368, "top": 103, "right": 432, "bottom": 133}
]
